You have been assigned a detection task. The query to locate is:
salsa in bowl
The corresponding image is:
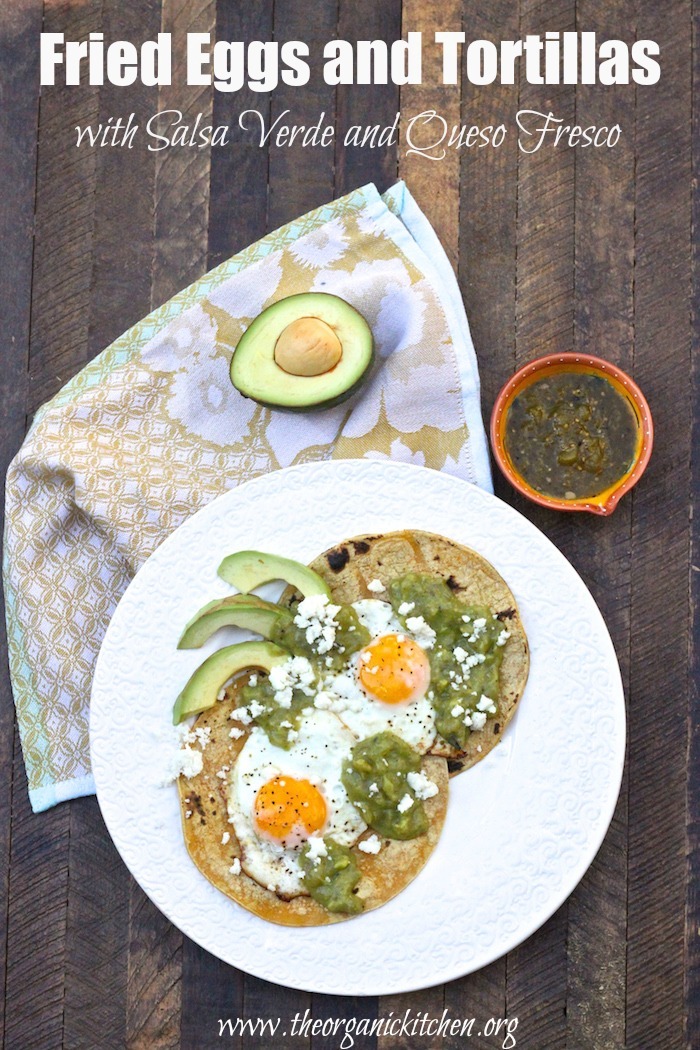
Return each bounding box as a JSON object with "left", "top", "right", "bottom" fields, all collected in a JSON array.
[{"left": 490, "top": 353, "right": 653, "bottom": 515}]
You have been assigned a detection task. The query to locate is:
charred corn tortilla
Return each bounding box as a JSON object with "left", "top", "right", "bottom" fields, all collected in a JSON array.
[
  {"left": 177, "top": 689, "right": 448, "bottom": 927},
  {"left": 303, "top": 530, "right": 529, "bottom": 775}
]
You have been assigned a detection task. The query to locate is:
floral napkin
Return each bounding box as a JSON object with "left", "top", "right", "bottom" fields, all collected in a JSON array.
[{"left": 4, "top": 181, "right": 492, "bottom": 812}]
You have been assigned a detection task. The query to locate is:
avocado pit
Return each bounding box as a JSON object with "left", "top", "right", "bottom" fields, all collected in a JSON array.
[{"left": 274, "top": 317, "right": 342, "bottom": 377}]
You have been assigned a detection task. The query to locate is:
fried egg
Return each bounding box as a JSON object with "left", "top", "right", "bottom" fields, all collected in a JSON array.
[
  {"left": 227, "top": 709, "right": 366, "bottom": 896},
  {"left": 313, "top": 600, "right": 436, "bottom": 753}
]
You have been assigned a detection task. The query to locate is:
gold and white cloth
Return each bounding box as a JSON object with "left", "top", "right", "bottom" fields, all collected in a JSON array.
[{"left": 3, "top": 182, "right": 492, "bottom": 811}]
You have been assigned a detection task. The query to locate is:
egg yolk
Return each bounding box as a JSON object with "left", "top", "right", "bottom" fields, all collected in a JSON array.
[
  {"left": 357, "top": 633, "right": 431, "bottom": 705},
  {"left": 254, "top": 775, "right": 327, "bottom": 842}
]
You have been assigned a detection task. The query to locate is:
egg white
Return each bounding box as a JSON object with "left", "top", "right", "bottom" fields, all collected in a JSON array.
[
  {"left": 313, "top": 600, "right": 437, "bottom": 754},
  {"left": 227, "top": 709, "right": 366, "bottom": 897}
]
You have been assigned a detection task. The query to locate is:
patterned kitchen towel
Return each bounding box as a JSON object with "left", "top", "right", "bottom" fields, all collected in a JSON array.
[{"left": 4, "top": 181, "right": 492, "bottom": 812}]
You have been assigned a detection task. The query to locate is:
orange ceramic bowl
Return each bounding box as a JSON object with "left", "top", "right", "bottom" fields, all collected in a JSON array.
[{"left": 490, "top": 353, "right": 653, "bottom": 516}]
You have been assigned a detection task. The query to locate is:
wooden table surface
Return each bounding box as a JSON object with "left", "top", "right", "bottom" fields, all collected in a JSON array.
[{"left": 1, "top": 1, "right": 697, "bottom": 1048}]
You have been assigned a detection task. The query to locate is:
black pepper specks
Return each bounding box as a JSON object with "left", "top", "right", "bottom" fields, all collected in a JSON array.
[{"left": 189, "top": 792, "right": 207, "bottom": 819}]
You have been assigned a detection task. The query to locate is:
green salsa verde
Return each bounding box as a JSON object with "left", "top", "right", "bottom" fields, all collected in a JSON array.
[
  {"left": 299, "top": 837, "right": 363, "bottom": 914},
  {"left": 238, "top": 603, "right": 370, "bottom": 748},
  {"left": 341, "top": 731, "right": 429, "bottom": 839},
  {"left": 388, "top": 574, "right": 507, "bottom": 751},
  {"left": 271, "top": 603, "right": 370, "bottom": 671},
  {"left": 237, "top": 675, "right": 308, "bottom": 749},
  {"left": 504, "top": 370, "right": 639, "bottom": 500}
]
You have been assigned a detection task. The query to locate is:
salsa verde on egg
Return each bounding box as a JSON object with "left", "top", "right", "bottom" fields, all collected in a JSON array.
[{"left": 236, "top": 573, "right": 511, "bottom": 760}]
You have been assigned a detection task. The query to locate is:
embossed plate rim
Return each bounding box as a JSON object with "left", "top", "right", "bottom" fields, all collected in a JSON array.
[{"left": 90, "top": 459, "right": 625, "bottom": 995}]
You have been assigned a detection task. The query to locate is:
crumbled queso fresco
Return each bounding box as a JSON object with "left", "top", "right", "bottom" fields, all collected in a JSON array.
[
  {"left": 397, "top": 793, "right": 414, "bottom": 813},
  {"left": 305, "top": 835, "right": 328, "bottom": 864},
  {"left": 268, "top": 656, "right": 315, "bottom": 707},
  {"left": 358, "top": 834, "right": 382, "bottom": 854},
  {"left": 230, "top": 695, "right": 272, "bottom": 724},
  {"left": 406, "top": 770, "right": 439, "bottom": 800},
  {"left": 160, "top": 724, "right": 211, "bottom": 784},
  {"left": 404, "top": 616, "right": 436, "bottom": 649},
  {"left": 293, "top": 594, "right": 342, "bottom": 655}
]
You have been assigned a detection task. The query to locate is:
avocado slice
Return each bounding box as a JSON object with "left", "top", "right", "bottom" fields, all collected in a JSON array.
[
  {"left": 177, "top": 595, "right": 292, "bottom": 649},
  {"left": 173, "top": 640, "right": 288, "bottom": 724},
  {"left": 218, "top": 550, "right": 331, "bottom": 599},
  {"left": 230, "top": 292, "right": 374, "bottom": 410}
]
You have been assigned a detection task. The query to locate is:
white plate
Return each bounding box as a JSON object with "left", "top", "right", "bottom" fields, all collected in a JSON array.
[{"left": 91, "top": 459, "right": 625, "bottom": 995}]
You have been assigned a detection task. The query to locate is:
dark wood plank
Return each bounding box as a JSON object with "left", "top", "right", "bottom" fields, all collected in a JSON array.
[
  {"left": 0, "top": 0, "right": 42, "bottom": 1044},
  {"left": 334, "top": 0, "right": 402, "bottom": 197},
  {"left": 688, "top": 1, "right": 700, "bottom": 1044},
  {"left": 311, "top": 993, "right": 376, "bottom": 1050},
  {"left": 151, "top": 0, "right": 217, "bottom": 307},
  {"left": 181, "top": 941, "right": 243, "bottom": 1050},
  {"left": 378, "top": 986, "right": 443, "bottom": 1050},
  {"left": 126, "top": 883, "right": 182, "bottom": 1050},
  {"left": 563, "top": 5, "right": 637, "bottom": 1049},
  {"left": 506, "top": 2, "right": 577, "bottom": 1045},
  {"left": 5, "top": 738, "right": 70, "bottom": 1050},
  {"left": 25, "top": 0, "right": 102, "bottom": 417},
  {"left": 397, "top": 0, "right": 462, "bottom": 268},
  {"left": 507, "top": 905, "right": 569, "bottom": 1047},
  {"left": 63, "top": 800, "right": 130, "bottom": 1050},
  {"left": 85, "top": 0, "right": 162, "bottom": 353},
  {"left": 244, "top": 976, "right": 311, "bottom": 1050},
  {"left": 61, "top": 5, "right": 162, "bottom": 1048},
  {"left": 445, "top": 962, "right": 507, "bottom": 1050},
  {"left": 5, "top": 0, "right": 101, "bottom": 1046},
  {"left": 266, "top": 0, "right": 338, "bottom": 230},
  {"left": 206, "top": 1, "right": 275, "bottom": 269},
  {"left": 458, "top": 0, "right": 519, "bottom": 428},
  {"left": 514, "top": 18, "right": 576, "bottom": 366},
  {"left": 626, "top": 3, "right": 692, "bottom": 1047}
]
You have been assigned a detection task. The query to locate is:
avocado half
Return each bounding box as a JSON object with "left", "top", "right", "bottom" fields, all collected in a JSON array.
[{"left": 230, "top": 292, "right": 374, "bottom": 410}]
